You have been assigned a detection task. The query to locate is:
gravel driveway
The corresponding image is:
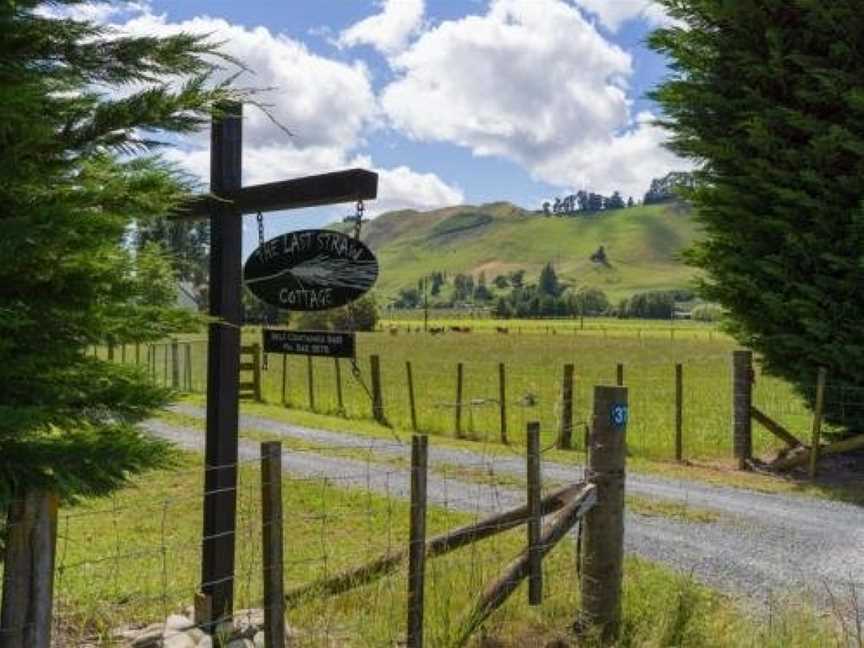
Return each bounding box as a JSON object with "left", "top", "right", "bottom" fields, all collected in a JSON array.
[{"left": 147, "top": 405, "right": 864, "bottom": 606}]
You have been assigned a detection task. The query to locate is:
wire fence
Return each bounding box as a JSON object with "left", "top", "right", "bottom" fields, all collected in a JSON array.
[
  {"left": 93, "top": 334, "right": 862, "bottom": 465},
  {"left": 3, "top": 433, "right": 594, "bottom": 647}
]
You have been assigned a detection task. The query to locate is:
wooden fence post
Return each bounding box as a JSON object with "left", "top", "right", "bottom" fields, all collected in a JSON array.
[
  {"left": 252, "top": 342, "right": 262, "bottom": 402},
  {"left": 135, "top": 342, "right": 141, "bottom": 366},
  {"left": 675, "top": 363, "right": 683, "bottom": 463},
  {"left": 171, "top": 339, "right": 180, "bottom": 389},
  {"left": 0, "top": 491, "right": 60, "bottom": 648},
  {"left": 162, "top": 344, "right": 168, "bottom": 386},
  {"left": 498, "top": 363, "right": 508, "bottom": 445},
  {"left": 334, "top": 359, "right": 344, "bottom": 414},
  {"left": 107, "top": 342, "right": 115, "bottom": 362},
  {"left": 406, "top": 361, "right": 418, "bottom": 431},
  {"left": 616, "top": 363, "right": 624, "bottom": 387},
  {"left": 455, "top": 363, "right": 464, "bottom": 438},
  {"left": 580, "top": 385, "right": 627, "bottom": 642},
  {"left": 185, "top": 343, "right": 193, "bottom": 391},
  {"left": 260, "top": 442, "right": 285, "bottom": 648},
  {"left": 370, "top": 355, "right": 385, "bottom": 424},
  {"left": 307, "top": 355, "right": 315, "bottom": 412},
  {"left": 732, "top": 351, "right": 753, "bottom": 470},
  {"left": 526, "top": 422, "right": 542, "bottom": 605},
  {"left": 407, "top": 435, "right": 428, "bottom": 648},
  {"left": 281, "top": 356, "right": 288, "bottom": 407},
  {"left": 557, "top": 364, "right": 574, "bottom": 449},
  {"left": 121, "top": 344, "right": 127, "bottom": 364},
  {"left": 809, "top": 367, "right": 828, "bottom": 479}
]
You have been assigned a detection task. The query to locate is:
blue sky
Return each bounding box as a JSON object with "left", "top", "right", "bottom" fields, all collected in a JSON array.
[{"left": 81, "top": 0, "right": 686, "bottom": 253}]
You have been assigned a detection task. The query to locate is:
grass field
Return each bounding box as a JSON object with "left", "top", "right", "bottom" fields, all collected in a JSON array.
[
  {"left": 125, "top": 318, "right": 827, "bottom": 467},
  {"left": 48, "top": 453, "right": 841, "bottom": 647}
]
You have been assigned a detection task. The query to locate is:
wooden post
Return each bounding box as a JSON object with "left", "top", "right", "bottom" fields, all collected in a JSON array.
[
  {"left": 260, "top": 442, "right": 285, "bottom": 648},
  {"left": 580, "top": 385, "right": 627, "bottom": 642},
  {"left": 557, "top": 364, "right": 574, "bottom": 449},
  {"left": 135, "top": 342, "right": 141, "bottom": 366},
  {"left": 809, "top": 367, "right": 828, "bottom": 479},
  {"left": 185, "top": 343, "right": 193, "bottom": 391},
  {"left": 107, "top": 342, "right": 115, "bottom": 362},
  {"left": 202, "top": 102, "right": 243, "bottom": 624},
  {"left": 455, "top": 363, "right": 464, "bottom": 438},
  {"left": 307, "top": 355, "right": 315, "bottom": 411},
  {"left": 498, "top": 363, "right": 508, "bottom": 445},
  {"left": 334, "top": 358, "right": 344, "bottom": 414},
  {"left": 0, "top": 491, "right": 59, "bottom": 648},
  {"left": 732, "top": 351, "right": 753, "bottom": 469},
  {"left": 121, "top": 343, "right": 127, "bottom": 364},
  {"left": 370, "top": 355, "right": 385, "bottom": 424},
  {"left": 407, "top": 435, "right": 428, "bottom": 648},
  {"left": 252, "top": 342, "right": 262, "bottom": 402},
  {"left": 163, "top": 344, "right": 168, "bottom": 386},
  {"left": 526, "top": 423, "right": 542, "bottom": 605},
  {"left": 675, "top": 363, "right": 683, "bottom": 463},
  {"left": 281, "top": 355, "right": 288, "bottom": 406},
  {"left": 616, "top": 363, "right": 624, "bottom": 386},
  {"left": 171, "top": 338, "right": 180, "bottom": 389},
  {"left": 406, "top": 361, "right": 418, "bottom": 431}
]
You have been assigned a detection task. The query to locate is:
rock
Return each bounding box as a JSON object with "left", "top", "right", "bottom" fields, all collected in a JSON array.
[
  {"left": 162, "top": 632, "right": 197, "bottom": 648},
  {"left": 253, "top": 631, "right": 265, "bottom": 648},
  {"left": 185, "top": 628, "right": 205, "bottom": 643},
  {"left": 130, "top": 624, "right": 165, "bottom": 648},
  {"left": 197, "top": 636, "right": 214, "bottom": 648},
  {"left": 226, "top": 639, "right": 254, "bottom": 648},
  {"left": 166, "top": 614, "right": 195, "bottom": 632}
]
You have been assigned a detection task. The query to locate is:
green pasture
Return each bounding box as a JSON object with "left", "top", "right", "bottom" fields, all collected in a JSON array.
[
  {"left": 48, "top": 454, "right": 838, "bottom": 647},
  {"left": 103, "top": 319, "right": 832, "bottom": 465}
]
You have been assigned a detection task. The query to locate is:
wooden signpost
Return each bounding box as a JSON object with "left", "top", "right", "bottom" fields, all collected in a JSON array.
[{"left": 173, "top": 102, "right": 378, "bottom": 628}]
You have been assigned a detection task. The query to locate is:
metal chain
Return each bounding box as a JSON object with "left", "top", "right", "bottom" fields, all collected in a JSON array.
[
  {"left": 256, "top": 211, "right": 265, "bottom": 248},
  {"left": 353, "top": 199, "right": 365, "bottom": 240}
]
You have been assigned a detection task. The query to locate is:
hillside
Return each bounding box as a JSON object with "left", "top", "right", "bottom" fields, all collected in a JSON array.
[{"left": 339, "top": 201, "right": 700, "bottom": 303}]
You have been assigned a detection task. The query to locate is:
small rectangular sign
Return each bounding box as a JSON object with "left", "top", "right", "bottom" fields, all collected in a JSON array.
[{"left": 262, "top": 329, "right": 356, "bottom": 359}]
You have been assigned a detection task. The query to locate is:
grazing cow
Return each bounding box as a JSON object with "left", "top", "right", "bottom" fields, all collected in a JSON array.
[
  {"left": 389, "top": 327, "right": 399, "bottom": 336},
  {"left": 430, "top": 327, "right": 445, "bottom": 335},
  {"left": 496, "top": 327, "right": 509, "bottom": 334}
]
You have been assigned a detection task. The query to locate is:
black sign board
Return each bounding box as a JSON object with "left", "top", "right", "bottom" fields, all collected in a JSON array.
[
  {"left": 263, "top": 329, "right": 356, "bottom": 359},
  {"left": 244, "top": 229, "right": 378, "bottom": 311}
]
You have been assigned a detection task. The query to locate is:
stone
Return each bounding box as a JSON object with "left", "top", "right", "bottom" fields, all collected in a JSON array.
[
  {"left": 226, "top": 639, "right": 254, "bottom": 648},
  {"left": 197, "top": 636, "right": 214, "bottom": 648},
  {"left": 253, "top": 631, "right": 265, "bottom": 648},
  {"left": 166, "top": 614, "right": 195, "bottom": 632},
  {"left": 162, "top": 632, "right": 197, "bottom": 648},
  {"left": 130, "top": 624, "right": 166, "bottom": 648},
  {"left": 187, "top": 628, "right": 206, "bottom": 643}
]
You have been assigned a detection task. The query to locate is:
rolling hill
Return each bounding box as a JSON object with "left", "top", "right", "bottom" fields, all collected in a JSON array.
[{"left": 340, "top": 201, "right": 701, "bottom": 303}]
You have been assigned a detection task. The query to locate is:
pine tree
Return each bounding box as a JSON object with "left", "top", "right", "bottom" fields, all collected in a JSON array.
[
  {"left": 650, "top": 0, "right": 864, "bottom": 431},
  {"left": 538, "top": 262, "right": 561, "bottom": 297},
  {"left": 0, "top": 2, "right": 241, "bottom": 508}
]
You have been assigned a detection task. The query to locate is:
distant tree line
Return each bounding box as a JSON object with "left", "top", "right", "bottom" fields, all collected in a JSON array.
[
  {"left": 542, "top": 190, "right": 631, "bottom": 216},
  {"left": 538, "top": 171, "right": 696, "bottom": 213}
]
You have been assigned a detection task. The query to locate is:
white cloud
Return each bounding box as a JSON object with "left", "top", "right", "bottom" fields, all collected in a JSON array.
[
  {"left": 379, "top": 0, "right": 685, "bottom": 198},
  {"left": 106, "top": 7, "right": 460, "bottom": 216},
  {"left": 572, "top": 0, "right": 680, "bottom": 32},
  {"left": 338, "top": 0, "right": 425, "bottom": 55},
  {"left": 119, "top": 11, "right": 377, "bottom": 150},
  {"left": 534, "top": 113, "right": 691, "bottom": 198}
]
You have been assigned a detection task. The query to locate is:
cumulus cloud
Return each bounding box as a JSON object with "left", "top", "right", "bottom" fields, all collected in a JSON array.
[
  {"left": 100, "top": 6, "right": 460, "bottom": 217},
  {"left": 573, "top": 0, "right": 680, "bottom": 32},
  {"left": 379, "top": 0, "right": 685, "bottom": 198},
  {"left": 338, "top": 0, "right": 425, "bottom": 55}
]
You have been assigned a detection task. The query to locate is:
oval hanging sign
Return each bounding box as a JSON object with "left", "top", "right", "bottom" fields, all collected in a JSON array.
[{"left": 244, "top": 229, "right": 378, "bottom": 311}]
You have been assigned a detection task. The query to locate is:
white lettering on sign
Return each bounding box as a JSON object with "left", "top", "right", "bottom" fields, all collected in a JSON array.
[{"left": 278, "top": 288, "right": 333, "bottom": 309}]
